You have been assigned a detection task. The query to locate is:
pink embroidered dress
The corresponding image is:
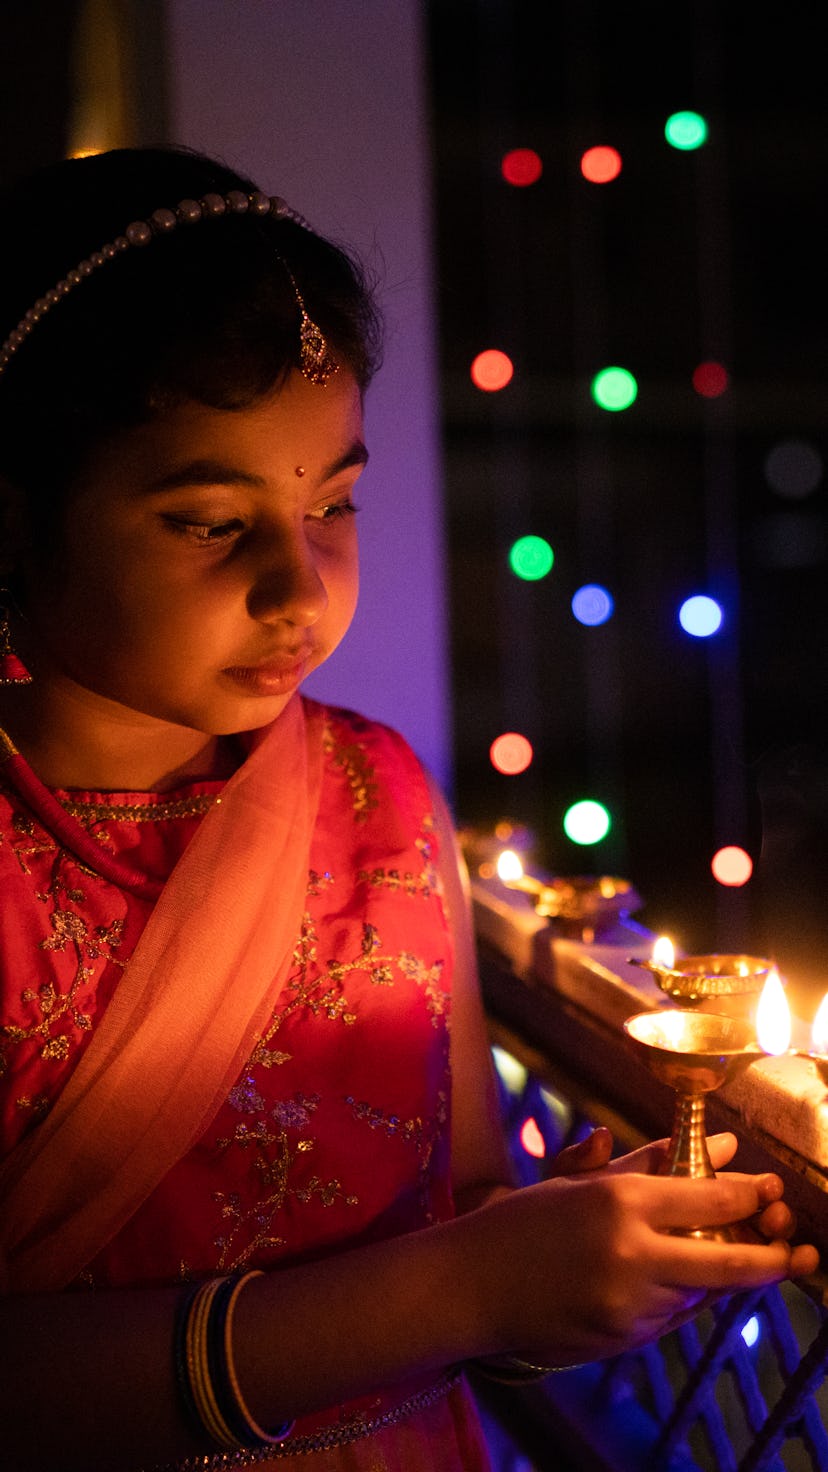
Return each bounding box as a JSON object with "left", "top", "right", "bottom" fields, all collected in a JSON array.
[{"left": 0, "top": 702, "right": 491, "bottom": 1470}]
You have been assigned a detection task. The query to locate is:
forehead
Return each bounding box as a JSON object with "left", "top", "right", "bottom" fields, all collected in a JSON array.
[{"left": 75, "top": 368, "right": 365, "bottom": 496}]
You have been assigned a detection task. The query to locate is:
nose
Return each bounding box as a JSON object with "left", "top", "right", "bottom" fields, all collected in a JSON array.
[{"left": 246, "top": 532, "right": 328, "bottom": 628}]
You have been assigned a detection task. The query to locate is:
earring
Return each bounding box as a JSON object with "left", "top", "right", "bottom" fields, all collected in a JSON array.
[{"left": 0, "top": 593, "right": 31, "bottom": 685}]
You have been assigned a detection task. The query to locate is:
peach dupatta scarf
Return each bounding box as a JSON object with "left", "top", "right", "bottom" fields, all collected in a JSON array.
[{"left": 0, "top": 695, "right": 325, "bottom": 1293}]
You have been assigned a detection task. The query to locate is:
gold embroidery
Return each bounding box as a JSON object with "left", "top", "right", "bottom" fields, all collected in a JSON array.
[
  {"left": 398, "top": 953, "right": 449, "bottom": 1025},
  {"left": 248, "top": 916, "right": 359, "bottom": 1068},
  {"left": 322, "top": 718, "right": 378, "bottom": 820},
  {"left": 211, "top": 904, "right": 452, "bottom": 1269},
  {"left": 6, "top": 809, "right": 56, "bottom": 876},
  {"left": 251, "top": 918, "right": 403, "bottom": 1067},
  {"left": 307, "top": 868, "right": 334, "bottom": 896},
  {"left": 212, "top": 1088, "right": 358, "bottom": 1270},
  {"left": 218, "top": 907, "right": 450, "bottom": 1255},
  {"left": 0, "top": 770, "right": 211, "bottom": 1085},
  {"left": 344, "top": 1096, "right": 431, "bottom": 1147},
  {"left": 0, "top": 799, "right": 127, "bottom": 1076},
  {"left": 357, "top": 818, "right": 439, "bottom": 898},
  {"left": 40, "top": 1034, "right": 70, "bottom": 1061},
  {"left": 58, "top": 792, "right": 218, "bottom": 824},
  {"left": 14, "top": 1093, "right": 50, "bottom": 1119},
  {"left": 346, "top": 1088, "right": 449, "bottom": 1221}
]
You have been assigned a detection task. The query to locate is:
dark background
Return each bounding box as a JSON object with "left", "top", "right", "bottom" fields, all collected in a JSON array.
[{"left": 426, "top": 0, "right": 828, "bottom": 998}]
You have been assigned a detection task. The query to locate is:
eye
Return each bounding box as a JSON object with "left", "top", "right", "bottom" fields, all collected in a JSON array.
[
  {"left": 163, "top": 515, "right": 246, "bottom": 544},
  {"left": 313, "top": 499, "right": 359, "bottom": 524}
]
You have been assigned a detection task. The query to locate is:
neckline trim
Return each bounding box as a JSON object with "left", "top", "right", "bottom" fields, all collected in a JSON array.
[{"left": 0, "top": 725, "right": 200, "bottom": 899}]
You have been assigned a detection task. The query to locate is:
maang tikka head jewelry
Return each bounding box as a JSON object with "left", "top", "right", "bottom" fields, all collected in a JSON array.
[{"left": 0, "top": 189, "right": 339, "bottom": 387}]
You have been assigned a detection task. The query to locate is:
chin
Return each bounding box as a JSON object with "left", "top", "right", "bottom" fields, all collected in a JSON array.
[{"left": 195, "top": 692, "right": 302, "bottom": 738}]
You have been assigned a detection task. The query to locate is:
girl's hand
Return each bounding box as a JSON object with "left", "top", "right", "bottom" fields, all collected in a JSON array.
[
  {"left": 471, "top": 1133, "right": 820, "bottom": 1366},
  {"left": 547, "top": 1128, "right": 804, "bottom": 1249}
]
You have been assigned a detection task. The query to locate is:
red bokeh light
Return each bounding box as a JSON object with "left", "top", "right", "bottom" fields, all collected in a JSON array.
[
  {"left": 490, "top": 732, "right": 533, "bottom": 775},
  {"left": 580, "top": 146, "right": 622, "bottom": 183},
  {"left": 501, "top": 148, "right": 543, "bottom": 186},
  {"left": 692, "top": 361, "right": 730, "bottom": 398},
  {"left": 711, "top": 846, "right": 753, "bottom": 887},
  {"left": 471, "top": 350, "right": 514, "bottom": 393}
]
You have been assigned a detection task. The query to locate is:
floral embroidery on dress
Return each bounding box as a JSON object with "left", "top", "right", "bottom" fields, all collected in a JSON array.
[
  {"left": 307, "top": 868, "right": 334, "bottom": 897},
  {"left": 14, "top": 1092, "right": 50, "bottom": 1119},
  {"left": 3, "top": 809, "right": 57, "bottom": 876},
  {"left": 358, "top": 817, "right": 440, "bottom": 899},
  {"left": 345, "top": 1089, "right": 449, "bottom": 1223},
  {"left": 251, "top": 919, "right": 445, "bottom": 1061},
  {"left": 398, "top": 953, "right": 450, "bottom": 1026},
  {"left": 0, "top": 834, "right": 126, "bottom": 1078},
  {"left": 322, "top": 717, "right": 378, "bottom": 820},
  {"left": 212, "top": 1086, "right": 359, "bottom": 1270}
]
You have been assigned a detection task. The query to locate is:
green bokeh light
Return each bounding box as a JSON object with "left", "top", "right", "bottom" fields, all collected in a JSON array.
[
  {"left": 563, "top": 799, "right": 611, "bottom": 846},
  {"left": 664, "top": 111, "right": 708, "bottom": 151},
  {"left": 591, "top": 366, "right": 638, "bottom": 412},
  {"left": 509, "top": 535, "right": 554, "bottom": 581}
]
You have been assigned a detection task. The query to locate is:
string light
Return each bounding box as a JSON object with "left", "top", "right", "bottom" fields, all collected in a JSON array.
[
  {"left": 692, "top": 361, "right": 729, "bottom": 398},
  {"left": 711, "top": 846, "right": 753, "bottom": 887},
  {"left": 490, "top": 732, "right": 534, "bottom": 775},
  {"left": 563, "top": 800, "right": 611, "bottom": 845},
  {"left": 679, "top": 595, "right": 723, "bottom": 637},
  {"left": 470, "top": 349, "right": 514, "bottom": 391},
  {"left": 591, "top": 366, "right": 638, "bottom": 412},
  {"left": 502, "top": 148, "right": 543, "bottom": 186},
  {"left": 509, "top": 535, "right": 554, "bottom": 581},
  {"left": 571, "top": 584, "right": 613, "bottom": 626},
  {"left": 665, "top": 111, "right": 708, "bottom": 150},
  {"left": 580, "top": 146, "right": 622, "bottom": 183}
]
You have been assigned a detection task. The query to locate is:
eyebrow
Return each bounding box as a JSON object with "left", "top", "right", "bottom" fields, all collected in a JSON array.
[{"left": 143, "top": 441, "right": 369, "bottom": 494}]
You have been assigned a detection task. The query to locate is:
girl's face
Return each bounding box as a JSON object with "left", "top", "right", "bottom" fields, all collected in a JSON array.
[{"left": 21, "top": 368, "right": 365, "bottom": 737}]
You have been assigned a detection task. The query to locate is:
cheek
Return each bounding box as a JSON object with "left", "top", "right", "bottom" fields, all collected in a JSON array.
[{"left": 330, "top": 554, "right": 359, "bottom": 624}]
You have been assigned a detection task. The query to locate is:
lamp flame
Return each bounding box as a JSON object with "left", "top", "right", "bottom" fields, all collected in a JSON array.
[
  {"left": 811, "top": 993, "right": 828, "bottom": 1056},
  {"left": 756, "top": 970, "right": 791, "bottom": 1056},
  {"left": 652, "top": 935, "right": 675, "bottom": 969},
  {"left": 497, "top": 849, "right": 524, "bottom": 884}
]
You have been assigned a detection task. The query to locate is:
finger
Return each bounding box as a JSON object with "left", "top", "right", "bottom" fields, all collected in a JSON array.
[
  {"left": 754, "top": 1200, "right": 795, "bottom": 1241},
  {"left": 643, "top": 1173, "right": 784, "bottom": 1233},
  {"left": 789, "top": 1243, "right": 820, "bottom": 1277},
  {"left": 705, "top": 1133, "right": 739, "bottom": 1170},
  {"left": 655, "top": 1235, "right": 796, "bottom": 1292},
  {"left": 607, "top": 1133, "right": 739, "bottom": 1177},
  {"left": 754, "top": 1174, "right": 784, "bottom": 1206},
  {"left": 605, "top": 1138, "right": 671, "bottom": 1175},
  {"left": 547, "top": 1127, "right": 613, "bottom": 1178}
]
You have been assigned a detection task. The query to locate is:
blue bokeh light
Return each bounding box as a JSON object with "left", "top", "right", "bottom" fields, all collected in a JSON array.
[
  {"left": 572, "top": 583, "right": 614, "bottom": 626},
  {"left": 679, "top": 595, "right": 723, "bottom": 638}
]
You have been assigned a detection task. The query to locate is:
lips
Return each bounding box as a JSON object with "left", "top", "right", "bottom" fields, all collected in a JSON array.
[{"left": 223, "top": 649, "right": 315, "bottom": 695}]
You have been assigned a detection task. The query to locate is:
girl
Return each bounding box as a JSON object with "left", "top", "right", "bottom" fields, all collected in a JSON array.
[{"left": 0, "top": 146, "right": 816, "bottom": 1472}]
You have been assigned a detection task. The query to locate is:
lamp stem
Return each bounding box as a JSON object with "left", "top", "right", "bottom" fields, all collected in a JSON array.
[{"left": 662, "top": 1091, "right": 715, "bottom": 1179}]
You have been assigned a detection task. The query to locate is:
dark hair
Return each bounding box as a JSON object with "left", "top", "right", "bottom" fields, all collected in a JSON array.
[{"left": 0, "top": 146, "right": 382, "bottom": 536}]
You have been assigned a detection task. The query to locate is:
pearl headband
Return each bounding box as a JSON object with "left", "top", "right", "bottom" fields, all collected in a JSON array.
[{"left": 0, "top": 188, "right": 339, "bottom": 386}]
